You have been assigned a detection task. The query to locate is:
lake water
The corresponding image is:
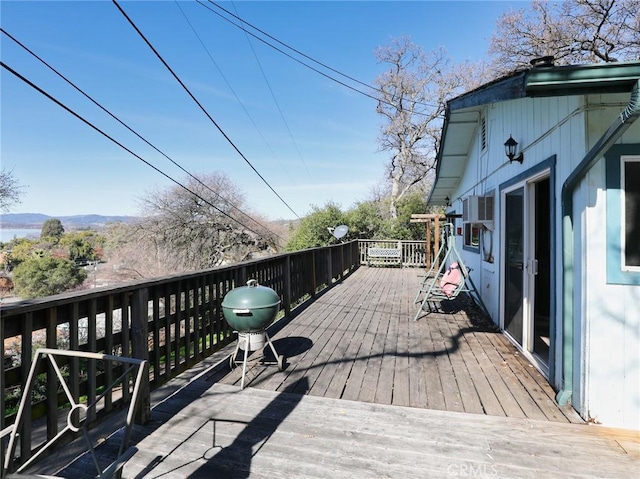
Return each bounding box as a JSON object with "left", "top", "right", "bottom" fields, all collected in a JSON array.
[{"left": 0, "top": 228, "right": 40, "bottom": 243}]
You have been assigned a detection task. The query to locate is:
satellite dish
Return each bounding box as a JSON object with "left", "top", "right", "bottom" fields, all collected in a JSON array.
[{"left": 332, "top": 224, "right": 349, "bottom": 240}]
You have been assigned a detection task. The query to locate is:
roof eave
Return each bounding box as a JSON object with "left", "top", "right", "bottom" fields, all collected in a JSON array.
[{"left": 428, "top": 62, "right": 640, "bottom": 207}]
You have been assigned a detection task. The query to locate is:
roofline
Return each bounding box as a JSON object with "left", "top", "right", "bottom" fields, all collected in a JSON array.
[
  {"left": 446, "top": 61, "right": 640, "bottom": 113},
  {"left": 428, "top": 61, "right": 640, "bottom": 206}
]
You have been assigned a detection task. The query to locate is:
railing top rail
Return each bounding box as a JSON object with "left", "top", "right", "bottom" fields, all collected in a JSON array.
[{"left": 0, "top": 241, "right": 360, "bottom": 315}]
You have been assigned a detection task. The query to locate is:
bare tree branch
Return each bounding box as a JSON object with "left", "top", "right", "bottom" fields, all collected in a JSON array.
[
  {"left": 490, "top": 0, "right": 640, "bottom": 74},
  {"left": 374, "top": 37, "right": 490, "bottom": 218}
]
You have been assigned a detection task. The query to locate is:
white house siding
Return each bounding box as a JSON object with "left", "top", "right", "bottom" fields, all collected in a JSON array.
[
  {"left": 447, "top": 91, "right": 640, "bottom": 429},
  {"left": 581, "top": 104, "right": 640, "bottom": 430}
]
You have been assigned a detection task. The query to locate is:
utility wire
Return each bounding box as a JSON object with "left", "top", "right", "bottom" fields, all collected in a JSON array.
[
  {"left": 201, "top": 0, "right": 440, "bottom": 110},
  {"left": 0, "top": 61, "right": 284, "bottom": 245},
  {"left": 112, "top": 0, "right": 301, "bottom": 220},
  {"left": 173, "top": 1, "right": 297, "bottom": 186},
  {"left": 0, "top": 27, "right": 284, "bottom": 244},
  {"left": 230, "top": 1, "right": 312, "bottom": 180},
  {"left": 197, "top": 0, "right": 383, "bottom": 105}
]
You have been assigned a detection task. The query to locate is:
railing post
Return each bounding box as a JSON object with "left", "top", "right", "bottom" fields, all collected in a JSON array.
[
  {"left": 311, "top": 250, "right": 317, "bottom": 298},
  {"left": 426, "top": 220, "right": 432, "bottom": 268},
  {"left": 283, "top": 255, "right": 292, "bottom": 317},
  {"left": 131, "top": 288, "right": 151, "bottom": 425},
  {"left": 18, "top": 312, "right": 33, "bottom": 465},
  {"left": 434, "top": 217, "right": 441, "bottom": 269},
  {"left": 45, "top": 308, "right": 58, "bottom": 439},
  {"left": 0, "top": 311, "right": 4, "bottom": 462}
]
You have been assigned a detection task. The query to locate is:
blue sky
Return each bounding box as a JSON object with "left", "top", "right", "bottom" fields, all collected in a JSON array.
[{"left": 1, "top": 1, "right": 525, "bottom": 221}]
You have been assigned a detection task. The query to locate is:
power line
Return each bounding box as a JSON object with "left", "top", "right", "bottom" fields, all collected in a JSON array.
[
  {"left": 0, "top": 27, "right": 285, "bottom": 245},
  {"left": 230, "top": 1, "right": 312, "bottom": 180},
  {"left": 172, "top": 1, "right": 298, "bottom": 186},
  {"left": 112, "top": 0, "right": 301, "bottom": 220},
  {"left": 0, "top": 60, "right": 285, "bottom": 246},
  {"left": 196, "top": 0, "right": 383, "bottom": 105},
  {"left": 201, "top": 0, "right": 440, "bottom": 111}
]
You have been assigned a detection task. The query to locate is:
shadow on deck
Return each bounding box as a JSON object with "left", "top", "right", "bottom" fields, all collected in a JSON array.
[
  {"left": 28, "top": 267, "right": 640, "bottom": 478},
  {"left": 216, "top": 267, "right": 578, "bottom": 423}
]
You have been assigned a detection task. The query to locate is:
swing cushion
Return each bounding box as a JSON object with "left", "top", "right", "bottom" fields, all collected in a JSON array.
[{"left": 440, "top": 262, "right": 462, "bottom": 297}]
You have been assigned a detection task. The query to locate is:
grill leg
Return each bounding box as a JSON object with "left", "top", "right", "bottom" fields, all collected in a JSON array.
[
  {"left": 240, "top": 334, "right": 250, "bottom": 390},
  {"left": 264, "top": 332, "right": 279, "bottom": 361}
]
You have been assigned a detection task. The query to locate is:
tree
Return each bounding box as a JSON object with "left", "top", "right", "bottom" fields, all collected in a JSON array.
[
  {"left": 0, "top": 169, "right": 23, "bottom": 212},
  {"left": 344, "top": 200, "right": 386, "bottom": 240},
  {"left": 285, "top": 202, "right": 347, "bottom": 251},
  {"left": 374, "top": 38, "right": 490, "bottom": 219},
  {"left": 12, "top": 256, "right": 87, "bottom": 299},
  {"left": 489, "top": 0, "right": 640, "bottom": 72},
  {"left": 59, "top": 231, "right": 104, "bottom": 264},
  {"left": 108, "top": 172, "right": 276, "bottom": 279},
  {"left": 40, "top": 218, "right": 65, "bottom": 240}
]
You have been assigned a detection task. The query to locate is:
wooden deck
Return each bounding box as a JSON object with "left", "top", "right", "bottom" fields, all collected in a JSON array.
[
  {"left": 23, "top": 267, "right": 640, "bottom": 478},
  {"left": 218, "top": 267, "right": 579, "bottom": 423},
  {"left": 118, "top": 383, "right": 638, "bottom": 478}
]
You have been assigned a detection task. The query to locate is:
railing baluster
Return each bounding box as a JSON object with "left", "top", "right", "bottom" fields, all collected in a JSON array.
[
  {"left": 19, "top": 312, "right": 33, "bottom": 467},
  {"left": 163, "top": 287, "right": 171, "bottom": 381},
  {"left": 0, "top": 309, "right": 5, "bottom": 463},
  {"left": 152, "top": 290, "right": 160, "bottom": 386},
  {"left": 87, "top": 299, "right": 97, "bottom": 423},
  {"left": 46, "top": 307, "right": 58, "bottom": 439},
  {"left": 120, "top": 293, "right": 131, "bottom": 403},
  {"left": 2, "top": 242, "right": 366, "bottom": 467},
  {"left": 104, "top": 296, "right": 113, "bottom": 413}
]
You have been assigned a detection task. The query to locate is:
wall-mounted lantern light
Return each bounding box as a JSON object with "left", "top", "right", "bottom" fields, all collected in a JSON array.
[{"left": 504, "top": 135, "right": 524, "bottom": 164}]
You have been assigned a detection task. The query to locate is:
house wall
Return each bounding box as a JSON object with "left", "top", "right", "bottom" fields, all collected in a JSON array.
[
  {"left": 447, "top": 91, "right": 640, "bottom": 430},
  {"left": 582, "top": 100, "right": 640, "bottom": 430}
]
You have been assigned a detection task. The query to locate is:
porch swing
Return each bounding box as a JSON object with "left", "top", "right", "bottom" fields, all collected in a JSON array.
[{"left": 413, "top": 223, "right": 489, "bottom": 320}]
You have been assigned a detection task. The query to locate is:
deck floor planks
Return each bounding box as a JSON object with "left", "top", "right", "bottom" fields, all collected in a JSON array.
[
  {"left": 477, "top": 332, "right": 551, "bottom": 422},
  {"left": 42, "top": 266, "right": 640, "bottom": 478},
  {"left": 391, "top": 273, "right": 411, "bottom": 407},
  {"left": 218, "top": 266, "right": 582, "bottom": 424},
  {"left": 484, "top": 330, "right": 583, "bottom": 423},
  {"left": 374, "top": 277, "right": 398, "bottom": 405},
  {"left": 436, "top": 311, "right": 486, "bottom": 414},
  {"left": 118, "top": 383, "right": 639, "bottom": 479},
  {"left": 416, "top": 315, "right": 448, "bottom": 411},
  {"left": 322, "top": 284, "right": 373, "bottom": 399},
  {"left": 294, "top": 277, "right": 375, "bottom": 396},
  {"left": 457, "top": 318, "right": 527, "bottom": 418},
  {"left": 316, "top": 267, "right": 383, "bottom": 398},
  {"left": 283, "top": 272, "right": 376, "bottom": 394},
  {"left": 356, "top": 269, "right": 393, "bottom": 404},
  {"left": 427, "top": 314, "right": 465, "bottom": 413},
  {"left": 271, "top": 279, "right": 366, "bottom": 394},
  {"left": 446, "top": 311, "right": 506, "bottom": 416}
]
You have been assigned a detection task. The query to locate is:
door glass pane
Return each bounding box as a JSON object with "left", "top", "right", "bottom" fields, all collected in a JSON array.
[
  {"left": 504, "top": 188, "right": 524, "bottom": 345},
  {"left": 533, "top": 179, "right": 550, "bottom": 365}
]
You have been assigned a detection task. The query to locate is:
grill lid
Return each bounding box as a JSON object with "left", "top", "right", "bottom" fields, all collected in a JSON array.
[{"left": 221, "top": 279, "right": 280, "bottom": 310}]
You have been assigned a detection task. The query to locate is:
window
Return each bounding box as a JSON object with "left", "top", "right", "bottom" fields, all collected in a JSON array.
[
  {"left": 622, "top": 158, "right": 640, "bottom": 269},
  {"left": 606, "top": 146, "right": 640, "bottom": 285},
  {"left": 463, "top": 224, "right": 480, "bottom": 250}
]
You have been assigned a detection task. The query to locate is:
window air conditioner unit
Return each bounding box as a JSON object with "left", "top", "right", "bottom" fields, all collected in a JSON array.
[{"left": 463, "top": 195, "right": 494, "bottom": 227}]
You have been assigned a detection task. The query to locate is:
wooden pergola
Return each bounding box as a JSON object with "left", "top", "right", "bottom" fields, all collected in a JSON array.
[{"left": 410, "top": 214, "right": 447, "bottom": 268}]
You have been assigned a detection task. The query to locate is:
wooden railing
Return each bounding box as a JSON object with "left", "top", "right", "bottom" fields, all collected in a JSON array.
[
  {"left": 1, "top": 241, "right": 360, "bottom": 469},
  {"left": 359, "top": 240, "right": 429, "bottom": 268}
]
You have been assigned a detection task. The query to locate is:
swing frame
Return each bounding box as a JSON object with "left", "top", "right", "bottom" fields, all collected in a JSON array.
[{"left": 414, "top": 223, "right": 489, "bottom": 320}]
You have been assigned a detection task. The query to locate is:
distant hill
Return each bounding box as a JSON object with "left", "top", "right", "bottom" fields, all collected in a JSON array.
[{"left": 1, "top": 213, "right": 138, "bottom": 230}]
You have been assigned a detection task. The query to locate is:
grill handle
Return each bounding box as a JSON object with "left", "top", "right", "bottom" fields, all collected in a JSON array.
[{"left": 232, "top": 309, "right": 253, "bottom": 315}]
